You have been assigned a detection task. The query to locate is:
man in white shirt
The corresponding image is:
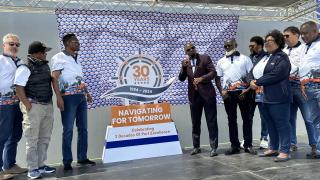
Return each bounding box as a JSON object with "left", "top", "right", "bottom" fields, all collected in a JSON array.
[
  {"left": 299, "top": 21, "right": 320, "bottom": 159},
  {"left": 216, "top": 38, "right": 256, "bottom": 155},
  {"left": 283, "top": 26, "right": 317, "bottom": 155},
  {"left": 0, "top": 33, "right": 27, "bottom": 180},
  {"left": 51, "top": 33, "right": 95, "bottom": 170},
  {"left": 15, "top": 41, "right": 56, "bottom": 179}
]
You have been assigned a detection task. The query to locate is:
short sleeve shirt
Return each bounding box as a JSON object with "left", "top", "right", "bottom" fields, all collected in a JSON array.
[
  {"left": 216, "top": 54, "right": 253, "bottom": 91},
  {"left": 0, "top": 55, "right": 21, "bottom": 105},
  {"left": 283, "top": 43, "right": 304, "bottom": 83},
  {"left": 299, "top": 40, "right": 320, "bottom": 87},
  {"left": 14, "top": 65, "right": 31, "bottom": 87},
  {"left": 51, "top": 51, "right": 86, "bottom": 96}
]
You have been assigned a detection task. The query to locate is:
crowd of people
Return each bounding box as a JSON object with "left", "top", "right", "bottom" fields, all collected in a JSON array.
[
  {"left": 1, "top": 20, "right": 320, "bottom": 179},
  {"left": 179, "top": 21, "right": 320, "bottom": 163},
  {"left": 0, "top": 33, "right": 95, "bottom": 179}
]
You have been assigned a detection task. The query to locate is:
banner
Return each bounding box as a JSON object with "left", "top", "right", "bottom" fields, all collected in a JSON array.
[
  {"left": 55, "top": 9, "right": 239, "bottom": 109},
  {"left": 102, "top": 103, "right": 182, "bottom": 163}
]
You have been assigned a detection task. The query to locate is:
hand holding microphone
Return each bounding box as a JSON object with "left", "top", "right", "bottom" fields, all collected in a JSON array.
[{"left": 182, "top": 55, "right": 190, "bottom": 68}]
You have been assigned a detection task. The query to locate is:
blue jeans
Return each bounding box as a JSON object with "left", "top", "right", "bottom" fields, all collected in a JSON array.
[
  {"left": 0, "top": 104, "right": 23, "bottom": 170},
  {"left": 259, "top": 103, "right": 291, "bottom": 154},
  {"left": 257, "top": 103, "right": 268, "bottom": 140},
  {"left": 61, "top": 94, "right": 88, "bottom": 165},
  {"left": 305, "top": 88, "right": 320, "bottom": 151},
  {"left": 290, "top": 85, "right": 317, "bottom": 146}
]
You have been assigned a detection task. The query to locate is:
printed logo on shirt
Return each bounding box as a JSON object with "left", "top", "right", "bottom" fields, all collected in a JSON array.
[
  {"left": 59, "top": 76, "right": 87, "bottom": 96},
  {"left": 289, "top": 68, "right": 300, "bottom": 84},
  {"left": 223, "top": 78, "right": 248, "bottom": 91},
  {"left": 0, "top": 85, "right": 19, "bottom": 105},
  {"left": 301, "top": 66, "right": 320, "bottom": 87}
]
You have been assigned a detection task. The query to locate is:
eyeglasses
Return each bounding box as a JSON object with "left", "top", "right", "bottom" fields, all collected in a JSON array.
[
  {"left": 248, "top": 45, "right": 255, "bottom": 48},
  {"left": 6, "top": 42, "right": 20, "bottom": 47},
  {"left": 284, "top": 35, "right": 290, "bottom": 38},
  {"left": 186, "top": 46, "right": 195, "bottom": 52},
  {"left": 264, "top": 39, "right": 275, "bottom": 44},
  {"left": 224, "top": 44, "right": 232, "bottom": 49}
]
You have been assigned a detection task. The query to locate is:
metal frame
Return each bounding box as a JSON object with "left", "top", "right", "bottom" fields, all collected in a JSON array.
[{"left": 0, "top": 0, "right": 318, "bottom": 22}]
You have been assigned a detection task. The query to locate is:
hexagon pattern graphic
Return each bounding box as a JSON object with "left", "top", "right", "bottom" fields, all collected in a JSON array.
[{"left": 55, "top": 9, "right": 239, "bottom": 109}]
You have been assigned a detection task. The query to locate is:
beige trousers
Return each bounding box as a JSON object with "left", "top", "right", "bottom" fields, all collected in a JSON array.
[{"left": 20, "top": 102, "right": 54, "bottom": 171}]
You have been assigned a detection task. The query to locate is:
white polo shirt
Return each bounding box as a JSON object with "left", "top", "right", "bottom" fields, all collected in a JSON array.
[
  {"left": 14, "top": 65, "right": 31, "bottom": 87},
  {"left": 252, "top": 55, "right": 270, "bottom": 79},
  {"left": 216, "top": 54, "right": 253, "bottom": 91},
  {"left": 283, "top": 42, "right": 304, "bottom": 83},
  {"left": 0, "top": 54, "right": 21, "bottom": 105},
  {"left": 299, "top": 39, "right": 320, "bottom": 87},
  {"left": 51, "top": 51, "right": 87, "bottom": 96}
]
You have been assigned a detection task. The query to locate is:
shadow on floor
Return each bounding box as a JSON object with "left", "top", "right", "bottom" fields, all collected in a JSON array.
[{"left": 12, "top": 137, "right": 320, "bottom": 180}]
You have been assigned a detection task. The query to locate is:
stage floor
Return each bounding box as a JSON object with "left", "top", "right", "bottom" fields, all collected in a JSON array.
[{"left": 13, "top": 135, "right": 320, "bottom": 180}]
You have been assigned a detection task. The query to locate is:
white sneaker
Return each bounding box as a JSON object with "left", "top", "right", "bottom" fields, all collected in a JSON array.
[
  {"left": 27, "top": 169, "right": 41, "bottom": 179},
  {"left": 260, "top": 139, "right": 268, "bottom": 149},
  {"left": 240, "top": 140, "right": 244, "bottom": 149}
]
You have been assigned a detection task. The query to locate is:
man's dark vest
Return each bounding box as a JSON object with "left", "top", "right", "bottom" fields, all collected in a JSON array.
[{"left": 23, "top": 57, "right": 52, "bottom": 103}]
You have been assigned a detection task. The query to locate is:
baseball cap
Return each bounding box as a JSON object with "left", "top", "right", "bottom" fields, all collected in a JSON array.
[{"left": 28, "top": 41, "right": 52, "bottom": 54}]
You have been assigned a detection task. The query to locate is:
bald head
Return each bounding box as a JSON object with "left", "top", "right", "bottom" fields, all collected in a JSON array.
[
  {"left": 184, "top": 42, "right": 197, "bottom": 58},
  {"left": 224, "top": 38, "right": 237, "bottom": 52},
  {"left": 300, "top": 21, "right": 319, "bottom": 44}
]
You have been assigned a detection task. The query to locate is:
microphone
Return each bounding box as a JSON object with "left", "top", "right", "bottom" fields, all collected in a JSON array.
[{"left": 183, "top": 55, "right": 190, "bottom": 66}]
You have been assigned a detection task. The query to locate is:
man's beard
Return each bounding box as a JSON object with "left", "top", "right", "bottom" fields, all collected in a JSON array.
[
  {"left": 225, "top": 49, "right": 236, "bottom": 56},
  {"left": 250, "top": 51, "right": 257, "bottom": 56}
]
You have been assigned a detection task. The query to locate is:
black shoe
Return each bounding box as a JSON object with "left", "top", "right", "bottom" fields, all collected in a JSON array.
[
  {"left": 77, "top": 159, "right": 96, "bottom": 166},
  {"left": 224, "top": 147, "right": 240, "bottom": 155},
  {"left": 190, "top": 148, "right": 201, "bottom": 155},
  {"left": 210, "top": 149, "right": 218, "bottom": 157},
  {"left": 244, "top": 147, "right": 257, "bottom": 155},
  {"left": 64, "top": 164, "right": 72, "bottom": 171},
  {"left": 290, "top": 144, "right": 298, "bottom": 152},
  {"left": 306, "top": 145, "right": 319, "bottom": 159},
  {"left": 306, "top": 151, "right": 320, "bottom": 159},
  {"left": 306, "top": 153, "right": 320, "bottom": 159}
]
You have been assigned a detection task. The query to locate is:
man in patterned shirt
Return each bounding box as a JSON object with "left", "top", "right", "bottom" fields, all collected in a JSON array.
[
  {"left": 216, "top": 38, "right": 256, "bottom": 155},
  {"left": 51, "top": 33, "right": 96, "bottom": 170},
  {"left": 0, "top": 33, "right": 27, "bottom": 180},
  {"left": 299, "top": 21, "right": 320, "bottom": 159}
]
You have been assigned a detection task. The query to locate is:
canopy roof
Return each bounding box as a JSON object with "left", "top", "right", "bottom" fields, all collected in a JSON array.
[{"left": 0, "top": 0, "right": 318, "bottom": 22}]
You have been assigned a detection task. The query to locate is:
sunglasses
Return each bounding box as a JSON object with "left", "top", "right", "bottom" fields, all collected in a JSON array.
[
  {"left": 284, "top": 35, "right": 290, "bottom": 38},
  {"left": 186, "top": 46, "right": 195, "bottom": 52},
  {"left": 224, "top": 44, "right": 232, "bottom": 49},
  {"left": 7, "top": 42, "right": 20, "bottom": 47},
  {"left": 264, "top": 39, "right": 275, "bottom": 44}
]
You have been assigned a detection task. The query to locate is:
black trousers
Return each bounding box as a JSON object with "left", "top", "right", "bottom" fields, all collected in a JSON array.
[
  {"left": 190, "top": 93, "right": 218, "bottom": 149},
  {"left": 223, "top": 90, "right": 255, "bottom": 148}
]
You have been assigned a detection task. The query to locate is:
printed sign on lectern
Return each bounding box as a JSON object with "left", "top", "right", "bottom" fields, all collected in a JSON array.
[
  {"left": 101, "top": 50, "right": 182, "bottom": 163},
  {"left": 102, "top": 103, "right": 182, "bottom": 163}
]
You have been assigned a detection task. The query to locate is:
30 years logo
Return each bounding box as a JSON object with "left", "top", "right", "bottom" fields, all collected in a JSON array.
[{"left": 101, "top": 49, "right": 175, "bottom": 102}]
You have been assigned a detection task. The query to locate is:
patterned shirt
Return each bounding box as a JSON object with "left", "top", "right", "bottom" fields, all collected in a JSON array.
[
  {"left": 51, "top": 51, "right": 87, "bottom": 96},
  {"left": 299, "top": 38, "right": 320, "bottom": 88},
  {"left": 283, "top": 41, "right": 303, "bottom": 84},
  {"left": 216, "top": 53, "right": 252, "bottom": 91},
  {"left": 0, "top": 54, "right": 21, "bottom": 105}
]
